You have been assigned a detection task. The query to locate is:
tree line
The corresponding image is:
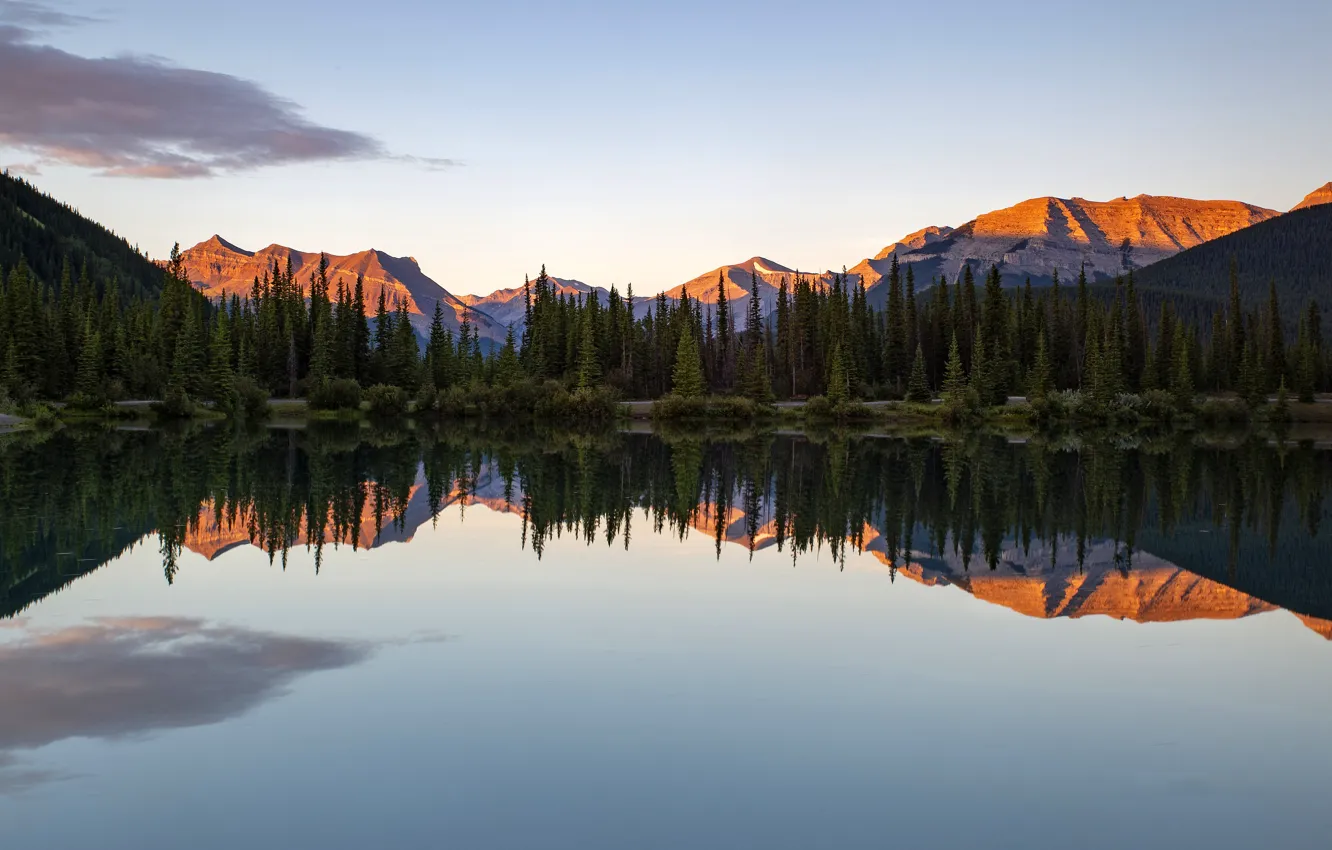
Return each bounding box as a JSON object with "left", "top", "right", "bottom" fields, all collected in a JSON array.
[{"left": 2, "top": 244, "right": 1328, "bottom": 412}]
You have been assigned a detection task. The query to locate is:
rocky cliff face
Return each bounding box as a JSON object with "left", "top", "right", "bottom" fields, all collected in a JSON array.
[
  {"left": 180, "top": 236, "right": 507, "bottom": 342},
  {"left": 851, "top": 194, "right": 1278, "bottom": 291},
  {"left": 1291, "top": 182, "right": 1332, "bottom": 211}
]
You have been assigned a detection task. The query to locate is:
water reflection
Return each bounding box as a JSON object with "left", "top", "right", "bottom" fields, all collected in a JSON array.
[
  {"left": 2, "top": 425, "right": 1329, "bottom": 632},
  {"left": 0, "top": 617, "right": 373, "bottom": 791}
]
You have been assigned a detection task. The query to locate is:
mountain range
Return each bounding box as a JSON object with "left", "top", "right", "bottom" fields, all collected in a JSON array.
[
  {"left": 179, "top": 235, "right": 506, "bottom": 341},
  {"left": 175, "top": 182, "right": 1330, "bottom": 343}
]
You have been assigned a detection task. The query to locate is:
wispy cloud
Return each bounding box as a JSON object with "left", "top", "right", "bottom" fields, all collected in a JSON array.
[
  {"left": 0, "top": 3, "right": 457, "bottom": 178},
  {"left": 0, "top": 0, "right": 95, "bottom": 28}
]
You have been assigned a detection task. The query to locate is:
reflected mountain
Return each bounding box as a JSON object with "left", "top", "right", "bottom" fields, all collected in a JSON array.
[{"left": 3, "top": 426, "right": 1329, "bottom": 638}]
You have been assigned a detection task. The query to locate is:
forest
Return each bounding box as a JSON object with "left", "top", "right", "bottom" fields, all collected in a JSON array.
[{"left": 2, "top": 246, "right": 1328, "bottom": 420}]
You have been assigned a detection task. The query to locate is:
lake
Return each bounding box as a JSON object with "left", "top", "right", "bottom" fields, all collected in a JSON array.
[{"left": 1, "top": 424, "right": 1330, "bottom": 849}]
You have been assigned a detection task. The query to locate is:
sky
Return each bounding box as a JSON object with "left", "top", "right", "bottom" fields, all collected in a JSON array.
[{"left": 2, "top": 0, "right": 1329, "bottom": 295}]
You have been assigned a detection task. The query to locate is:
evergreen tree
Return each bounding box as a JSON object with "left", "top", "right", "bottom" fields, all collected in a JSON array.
[
  {"left": 207, "top": 312, "right": 234, "bottom": 402},
  {"left": 1170, "top": 322, "right": 1194, "bottom": 409},
  {"left": 170, "top": 308, "right": 205, "bottom": 397},
  {"left": 74, "top": 322, "right": 103, "bottom": 402},
  {"left": 353, "top": 274, "right": 371, "bottom": 383},
  {"left": 969, "top": 326, "right": 990, "bottom": 404},
  {"left": 495, "top": 325, "right": 523, "bottom": 387},
  {"left": 942, "top": 331, "right": 967, "bottom": 403},
  {"left": 827, "top": 342, "right": 849, "bottom": 406},
  {"left": 884, "top": 255, "right": 904, "bottom": 389},
  {"left": 1239, "top": 339, "right": 1264, "bottom": 408},
  {"left": 577, "top": 310, "right": 601, "bottom": 390},
  {"left": 426, "top": 303, "right": 448, "bottom": 387},
  {"left": 390, "top": 302, "right": 419, "bottom": 389},
  {"left": 1228, "top": 257, "right": 1245, "bottom": 384},
  {"left": 1266, "top": 278, "right": 1285, "bottom": 391},
  {"left": 1030, "top": 330, "right": 1052, "bottom": 400},
  {"left": 671, "top": 326, "right": 704, "bottom": 398},
  {"left": 906, "top": 344, "right": 930, "bottom": 402}
]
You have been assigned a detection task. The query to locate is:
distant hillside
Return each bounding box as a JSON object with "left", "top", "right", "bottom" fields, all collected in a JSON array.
[
  {"left": 1130, "top": 202, "right": 1332, "bottom": 322},
  {"left": 0, "top": 171, "right": 165, "bottom": 299}
]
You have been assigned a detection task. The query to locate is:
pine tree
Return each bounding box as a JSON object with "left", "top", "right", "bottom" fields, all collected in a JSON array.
[
  {"left": 906, "top": 344, "right": 930, "bottom": 402},
  {"left": 1266, "top": 278, "right": 1285, "bottom": 391},
  {"left": 827, "top": 342, "right": 849, "bottom": 406},
  {"left": 671, "top": 326, "right": 704, "bottom": 398},
  {"left": 353, "top": 274, "right": 370, "bottom": 383},
  {"left": 208, "top": 313, "right": 234, "bottom": 402},
  {"left": 2, "top": 339, "right": 21, "bottom": 401},
  {"left": 170, "top": 309, "right": 205, "bottom": 397},
  {"left": 1239, "top": 339, "right": 1264, "bottom": 408},
  {"left": 1170, "top": 322, "right": 1194, "bottom": 409},
  {"left": 969, "top": 326, "right": 990, "bottom": 405},
  {"left": 74, "top": 322, "right": 103, "bottom": 402},
  {"left": 577, "top": 310, "right": 601, "bottom": 390},
  {"left": 884, "top": 254, "right": 904, "bottom": 389},
  {"left": 1294, "top": 329, "right": 1317, "bottom": 403},
  {"left": 390, "top": 302, "right": 419, "bottom": 389},
  {"left": 426, "top": 303, "right": 448, "bottom": 387},
  {"left": 1075, "top": 263, "right": 1089, "bottom": 384},
  {"left": 1030, "top": 330, "right": 1052, "bottom": 400},
  {"left": 496, "top": 325, "right": 523, "bottom": 387},
  {"left": 943, "top": 331, "right": 967, "bottom": 403},
  {"left": 1228, "top": 257, "right": 1244, "bottom": 384},
  {"left": 715, "top": 269, "right": 731, "bottom": 369}
]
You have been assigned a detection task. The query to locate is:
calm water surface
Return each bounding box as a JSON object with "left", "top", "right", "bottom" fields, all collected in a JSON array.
[{"left": 1, "top": 425, "right": 1330, "bottom": 849}]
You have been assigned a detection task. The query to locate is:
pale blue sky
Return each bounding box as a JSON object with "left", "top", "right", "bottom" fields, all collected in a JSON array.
[{"left": 5, "top": 0, "right": 1329, "bottom": 294}]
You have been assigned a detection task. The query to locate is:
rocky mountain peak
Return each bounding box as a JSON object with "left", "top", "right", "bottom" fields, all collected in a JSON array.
[{"left": 1292, "top": 182, "right": 1332, "bottom": 211}]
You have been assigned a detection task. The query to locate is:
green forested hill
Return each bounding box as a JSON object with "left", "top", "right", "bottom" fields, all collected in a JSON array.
[
  {"left": 1131, "top": 203, "right": 1332, "bottom": 324},
  {"left": 0, "top": 170, "right": 165, "bottom": 300}
]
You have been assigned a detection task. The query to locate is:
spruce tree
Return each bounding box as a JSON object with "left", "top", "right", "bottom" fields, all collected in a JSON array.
[
  {"left": 1266, "top": 278, "right": 1285, "bottom": 391},
  {"left": 827, "top": 342, "right": 849, "bottom": 406},
  {"left": 577, "top": 311, "right": 601, "bottom": 390},
  {"left": 969, "top": 327, "right": 989, "bottom": 405},
  {"left": 1239, "top": 339, "right": 1264, "bottom": 408},
  {"left": 426, "top": 303, "right": 447, "bottom": 387},
  {"left": 496, "top": 325, "right": 523, "bottom": 387},
  {"left": 1170, "top": 323, "right": 1194, "bottom": 409},
  {"left": 74, "top": 323, "right": 103, "bottom": 402},
  {"left": 390, "top": 302, "right": 419, "bottom": 389},
  {"left": 1030, "top": 330, "right": 1052, "bottom": 400},
  {"left": 942, "top": 331, "right": 966, "bottom": 403},
  {"left": 353, "top": 274, "right": 370, "bottom": 383},
  {"left": 906, "top": 344, "right": 930, "bottom": 402},
  {"left": 2, "top": 340, "right": 22, "bottom": 402},
  {"left": 671, "top": 327, "right": 704, "bottom": 398},
  {"left": 1295, "top": 331, "right": 1317, "bottom": 403},
  {"left": 884, "top": 255, "right": 904, "bottom": 388},
  {"left": 208, "top": 315, "right": 235, "bottom": 402},
  {"left": 170, "top": 309, "right": 205, "bottom": 397},
  {"left": 1228, "top": 257, "right": 1244, "bottom": 383}
]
